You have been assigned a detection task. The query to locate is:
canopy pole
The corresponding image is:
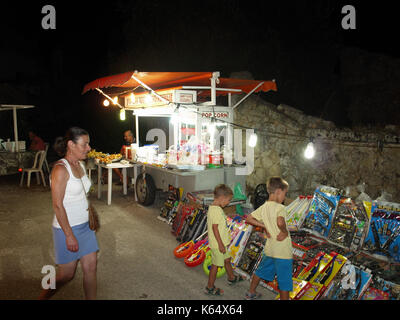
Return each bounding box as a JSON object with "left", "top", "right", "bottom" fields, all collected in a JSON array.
[
  {"left": 131, "top": 75, "right": 171, "bottom": 106},
  {"left": 13, "top": 107, "right": 19, "bottom": 152},
  {"left": 232, "top": 82, "right": 264, "bottom": 109}
]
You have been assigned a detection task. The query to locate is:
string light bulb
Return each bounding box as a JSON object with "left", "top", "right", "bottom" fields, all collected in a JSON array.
[
  {"left": 113, "top": 96, "right": 118, "bottom": 105},
  {"left": 145, "top": 93, "right": 153, "bottom": 104},
  {"left": 249, "top": 132, "right": 258, "bottom": 148},
  {"left": 304, "top": 139, "right": 315, "bottom": 159},
  {"left": 129, "top": 93, "right": 135, "bottom": 104},
  {"left": 120, "top": 108, "right": 126, "bottom": 121},
  {"left": 103, "top": 99, "right": 110, "bottom": 107}
]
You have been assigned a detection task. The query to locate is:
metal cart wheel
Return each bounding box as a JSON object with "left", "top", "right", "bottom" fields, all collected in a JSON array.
[{"left": 135, "top": 172, "right": 156, "bottom": 206}]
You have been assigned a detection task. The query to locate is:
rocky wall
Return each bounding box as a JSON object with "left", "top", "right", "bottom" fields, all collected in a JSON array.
[{"left": 233, "top": 95, "right": 400, "bottom": 202}]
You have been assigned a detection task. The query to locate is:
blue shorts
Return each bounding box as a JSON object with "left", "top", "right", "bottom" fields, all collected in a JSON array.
[
  {"left": 53, "top": 222, "right": 99, "bottom": 265},
  {"left": 255, "top": 255, "right": 293, "bottom": 292}
]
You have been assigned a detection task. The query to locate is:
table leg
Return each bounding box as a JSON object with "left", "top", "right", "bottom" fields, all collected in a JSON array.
[
  {"left": 133, "top": 165, "right": 138, "bottom": 201},
  {"left": 122, "top": 167, "right": 127, "bottom": 195},
  {"left": 97, "top": 165, "right": 102, "bottom": 199},
  {"left": 107, "top": 168, "right": 112, "bottom": 205}
]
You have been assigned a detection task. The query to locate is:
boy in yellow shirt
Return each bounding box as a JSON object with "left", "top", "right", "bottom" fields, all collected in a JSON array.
[
  {"left": 245, "top": 177, "right": 292, "bottom": 300},
  {"left": 204, "top": 184, "right": 244, "bottom": 296}
]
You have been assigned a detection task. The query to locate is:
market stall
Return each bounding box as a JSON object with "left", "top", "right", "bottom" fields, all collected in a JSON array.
[
  {"left": 168, "top": 184, "right": 400, "bottom": 300},
  {"left": 82, "top": 71, "right": 277, "bottom": 205},
  {"left": 0, "top": 104, "right": 35, "bottom": 175}
]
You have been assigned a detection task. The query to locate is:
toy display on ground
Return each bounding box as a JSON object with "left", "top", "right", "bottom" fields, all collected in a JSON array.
[{"left": 167, "top": 183, "right": 400, "bottom": 300}]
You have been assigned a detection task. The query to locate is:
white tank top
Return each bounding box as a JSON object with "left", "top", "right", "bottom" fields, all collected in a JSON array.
[{"left": 52, "top": 159, "right": 92, "bottom": 228}]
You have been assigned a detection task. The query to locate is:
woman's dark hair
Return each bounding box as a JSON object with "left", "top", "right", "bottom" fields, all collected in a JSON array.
[{"left": 55, "top": 127, "right": 89, "bottom": 157}]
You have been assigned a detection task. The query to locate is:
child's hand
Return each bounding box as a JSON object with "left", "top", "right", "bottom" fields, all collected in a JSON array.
[
  {"left": 219, "top": 243, "right": 226, "bottom": 254},
  {"left": 276, "top": 231, "right": 288, "bottom": 241},
  {"left": 264, "top": 228, "right": 271, "bottom": 238}
]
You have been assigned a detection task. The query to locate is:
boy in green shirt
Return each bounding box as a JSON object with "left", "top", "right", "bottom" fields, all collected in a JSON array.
[
  {"left": 245, "top": 176, "right": 292, "bottom": 300},
  {"left": 204, "top": 184, "right": 244, "bottom": 296}
]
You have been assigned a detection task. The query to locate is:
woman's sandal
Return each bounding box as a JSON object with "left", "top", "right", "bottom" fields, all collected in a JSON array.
[
  {"left": 204, "top": 286, "right": 224, "bottom": 296},
  {"left": 227, "top": 275, "right": 245, "bottom": 285}
]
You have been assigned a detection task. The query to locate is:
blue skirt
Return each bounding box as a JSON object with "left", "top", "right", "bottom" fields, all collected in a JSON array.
[{"left": 53, "top": 222, "right": 99, "bottom": 265}]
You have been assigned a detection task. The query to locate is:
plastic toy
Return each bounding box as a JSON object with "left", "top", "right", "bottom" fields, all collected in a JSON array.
[
  {"left": 302, "top": 186, "right": 342, "bottom": 237},
  {"left": 363, "top": 201, "right": 400, "bottom": 262},
  {"left": 202, "top": 250, "right": 226, "bottom": 278},
  {"left": 327, "top": 198, "right": 370, "bottom": 251}
]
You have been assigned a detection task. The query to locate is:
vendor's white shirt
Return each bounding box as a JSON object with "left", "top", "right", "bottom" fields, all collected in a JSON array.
[{"left": 52, "top": 159, "right": 92, "bottom": 229}]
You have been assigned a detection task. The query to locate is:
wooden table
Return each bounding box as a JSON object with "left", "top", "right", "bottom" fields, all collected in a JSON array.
[{"left": 96, "top": 162, "right": 134, "bottom": 205}]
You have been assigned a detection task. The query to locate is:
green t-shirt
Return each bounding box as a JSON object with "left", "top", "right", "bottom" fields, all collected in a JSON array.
[
  {"left": 251, "top": 201, "right": 293, "bottom": 259},
  {"left": 207, "top": 205, "right": 230, "bottom": 249}
]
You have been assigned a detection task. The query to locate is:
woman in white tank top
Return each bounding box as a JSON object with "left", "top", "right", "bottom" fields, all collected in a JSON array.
[{"left": 39, "top": 127, "right": 99, "bottom": 300}]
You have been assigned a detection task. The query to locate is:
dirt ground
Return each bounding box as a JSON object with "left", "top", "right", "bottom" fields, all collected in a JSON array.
[{"left": 0, "top": 173, "right": 276, "bottom": 301}]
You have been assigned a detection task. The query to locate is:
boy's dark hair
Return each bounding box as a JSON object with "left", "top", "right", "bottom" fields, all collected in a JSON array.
[
  {"left": 267, "top": 177, "right": 289, "bottom": 194},
  {"left": 214, "top": 184, "right": 233, "bottom": 198}
]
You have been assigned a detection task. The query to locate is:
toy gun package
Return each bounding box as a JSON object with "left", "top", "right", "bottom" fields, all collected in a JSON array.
[
  {"left": 321, "top": 262, "right": 372, "bottom": 300},
  {"left": 361, "top": 276, "right": 400, "bottom": 300},
  {"left": 363, "top": 201, "right": 400, "bottom": 262},
  {"left": 327, "top": 198, "right": 371, "bottom": 252},
  {"left": 228, "top": 224, "right": 253, "bottom": 268},
  {"left": 286, "top": 196, "right": 313, "bottom": 231},
  {"left": 302, "top": 186, "right": 343, "bottom": 238},
  {"left": 275, "top": 250, "right": 347, "bottom": 300},
  {"left": 236, "top": 229, "right": 268, "bottom": 278}
]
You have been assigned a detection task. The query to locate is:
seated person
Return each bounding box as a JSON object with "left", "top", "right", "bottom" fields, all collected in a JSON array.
[
  {"left": 29, "top": 131, "right": 46, "bottom": 151},
  {"left": 103, "top": 130, "right": 135, "bottom": 185}
]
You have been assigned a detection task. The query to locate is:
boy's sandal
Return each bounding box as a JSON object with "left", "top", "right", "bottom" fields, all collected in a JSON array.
[
  {"left": 245, "top": 291, "right": 262, "bottom": 300},
  {"left": 227, "top": 275, "right": 245, "bottom": 285},
  {"left": 204, "top": 286, "right": 224, "bottom": 296}
]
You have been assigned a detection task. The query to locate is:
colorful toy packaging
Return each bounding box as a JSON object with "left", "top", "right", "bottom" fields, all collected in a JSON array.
[
  {"left": 302, "top": 186, "right": 343, "bottom": 238},
  {"left": 321, "top": 262, "right": 372, "bottom": 300},
  {"left": 286, "top": 196, "right": 313, "bottom": 231},
  {"left": 327, "top": 198, "right": 371, "bottom": 252},
  {"left": 363, "top": 201, "right": 400, "bottom": 262},
  {"left": 236, "top": 229, "right": 267, "bottom": 278}
]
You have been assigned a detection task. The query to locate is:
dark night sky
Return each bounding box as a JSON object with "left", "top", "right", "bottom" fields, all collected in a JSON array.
[{"left": 1, "top": 1, "right": 399, "bottom": 156}]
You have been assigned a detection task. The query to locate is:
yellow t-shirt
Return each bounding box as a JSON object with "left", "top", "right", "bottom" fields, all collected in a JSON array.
[
  {"left": 207, "top": 205, "right": 230, "bottom": 249},
  {"left": 251, "top": 201, "right": 293, "bottom": 259}
]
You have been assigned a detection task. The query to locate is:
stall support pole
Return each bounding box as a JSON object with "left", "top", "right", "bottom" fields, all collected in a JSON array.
[
  {"left": 13, "top": 107, "right": 19, "bottom": 152},
  {"left": 135, "top": 114, "right": 139, "bottom": 146}
]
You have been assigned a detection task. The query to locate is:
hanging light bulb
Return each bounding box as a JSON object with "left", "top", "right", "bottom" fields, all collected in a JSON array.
[
  {"left": 112, "top": 96, "right": 118, "bottom": 105},
  {"left": 144, "top": 93, "right": 153, "bottom": 104},
  {"left": 304, "top": 140, "right": 315, "bottom": 159},
  {"left": 249, "top": 132, "right": 258, "bottom": 148},
  {"left": 120, "top": 108, "right": 126, "bottom": 121},
  {"left": 129, "top": 92, "right": 135, "bottom": 104},
  {"left": 103, "top": 99, "right": 110, "bottom": 107}
]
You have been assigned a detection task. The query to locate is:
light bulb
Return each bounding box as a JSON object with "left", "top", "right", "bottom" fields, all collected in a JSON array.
[
  {"left": 249, "top": 133, "right": 257, "bottom": 147},
  {"left": 144, "top": 94, "right": 153, "bottom": 104},
  {"left": 113, "top": 96, "right": 118, "bottom": 105},
  {"left": 120, "top": 109, "right": 126, "bottom": 121},
  {"left": 130, "top": 93, "right": 135, "bottom": 104},
  {"left": 103, "top": 99, "right": 110, "bottom": 107},
  {"left": 304, "top": 142, "right": 315, "bottom": 159}
]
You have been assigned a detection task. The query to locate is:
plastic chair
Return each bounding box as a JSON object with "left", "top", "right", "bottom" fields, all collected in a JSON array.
[
  {"left": 20, "top": 150, "right": 47, "bottom": 187},
  {"left": 43, "top": 143, "right": 50, "bottom": 174}
]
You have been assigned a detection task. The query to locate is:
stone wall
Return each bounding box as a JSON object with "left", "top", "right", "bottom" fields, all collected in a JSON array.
[{"left": 233, "top": 95, "right": 400, "bottom": 202}]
